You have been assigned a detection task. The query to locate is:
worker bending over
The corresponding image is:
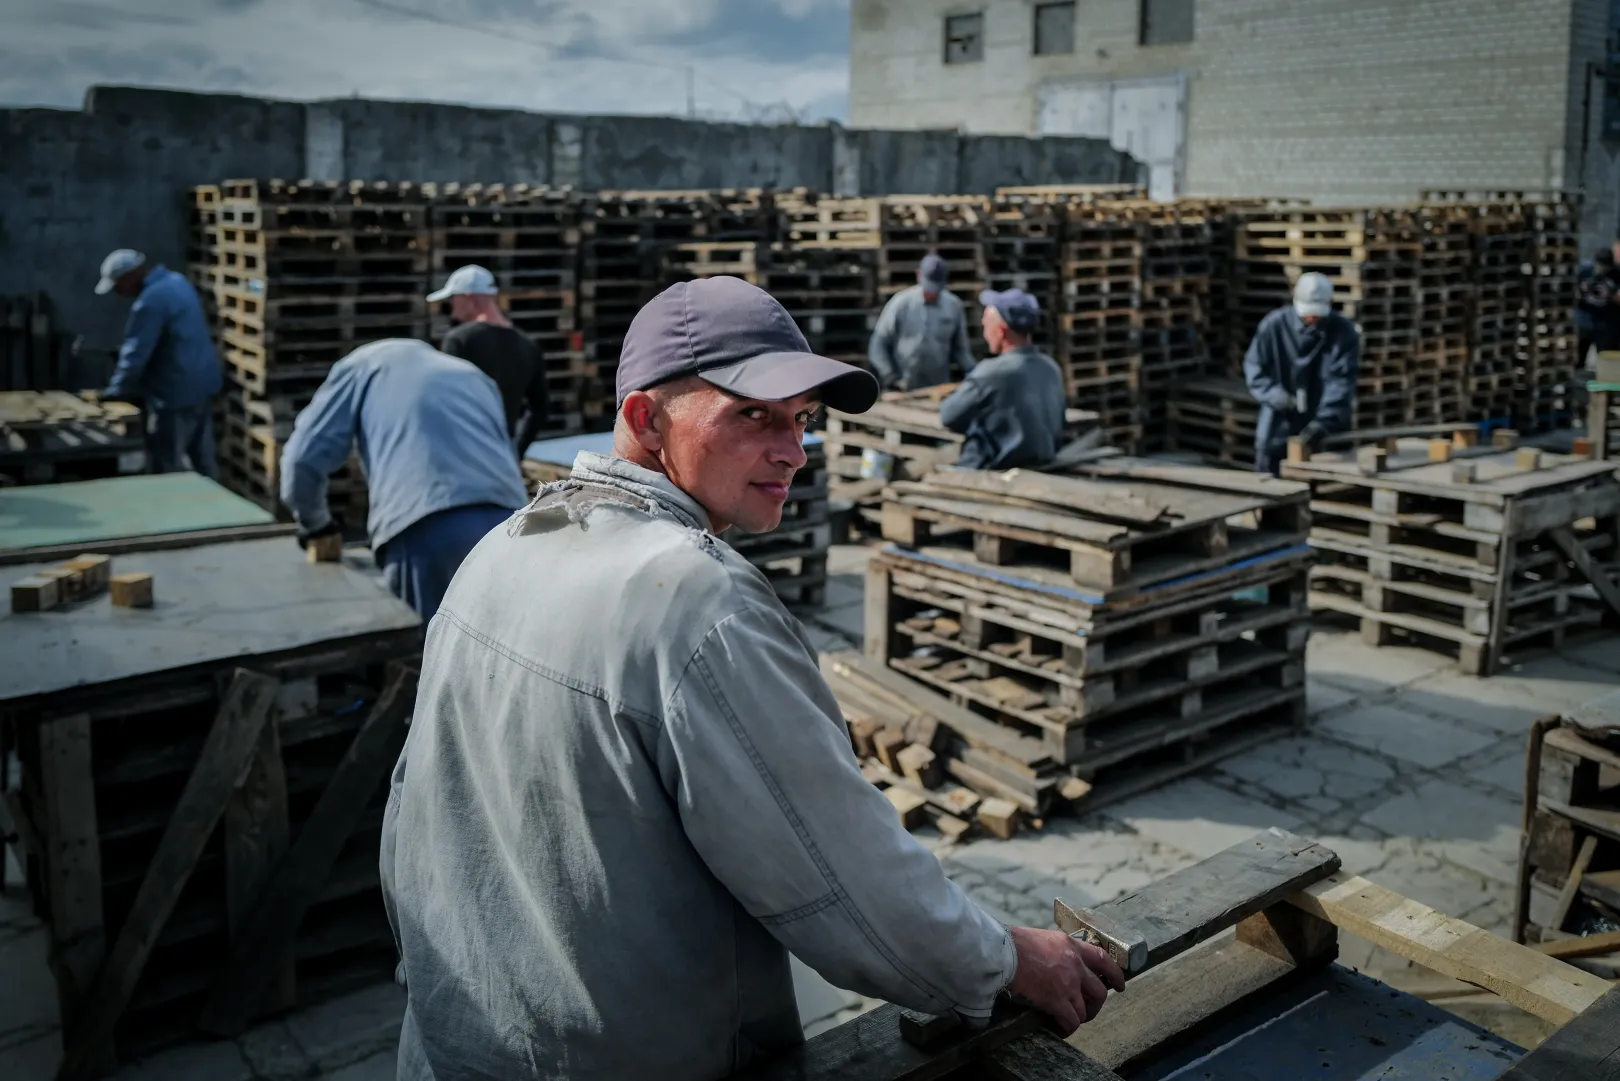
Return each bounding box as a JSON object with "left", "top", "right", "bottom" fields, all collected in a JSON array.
[
  {"left": 278, "top": 338, "right": 527, "bottom": 621},
  {"left": 431, "top": 264, "right": 549, "bottom": 454},
  {"left": 939, "top": 288, "right": 1066, "bottom": 469},
  {"left": 95, "top": 249, "right": 223, "bottom": 478},
  {"left": 1243, "top": 272, "right": 1359, "bottom": 474},
  {"left": 868, "top": 252, "right": 975, "bottom": 390},
  {"left": 381, "top": 276, "right": 1123, "bottom": 1081}
]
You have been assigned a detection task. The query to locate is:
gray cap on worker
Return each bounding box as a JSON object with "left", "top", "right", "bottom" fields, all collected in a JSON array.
[
  {"left": 1293, "top": 272, "right": 1334, "bottom": 319},
  {"left": 96, "top": 249, "right": 146, "bottom": 295},
  {"left": 615, "top": 276, "right": 880, "bottom": 414},
  {"left": 978, "top": 288, "right": 1042, "bottom": 332},
  {"left": 918, "top": 252, "right": 949, "bottom": 291}
]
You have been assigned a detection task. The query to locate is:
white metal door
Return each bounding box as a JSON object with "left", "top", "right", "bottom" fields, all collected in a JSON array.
[{"left": 1036, "top": 75, "right": 1186, "bottom": 199}]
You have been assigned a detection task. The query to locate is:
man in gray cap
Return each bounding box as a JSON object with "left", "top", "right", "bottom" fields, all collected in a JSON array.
[
  {"left": 940, "top": 288, "right": 1067, "bottom": 470},
  {"left": 382, "top": 276, "right": 1123, "bottom": 1080},
  {"left": 868, "top": 251, "right": 976, "bottom": 391},
  {"left": 1243, "top": 271, "right": 1360, "bottom": 474},
  {"left": 95, "top": 248, "right": 223, "bottom": 477}
]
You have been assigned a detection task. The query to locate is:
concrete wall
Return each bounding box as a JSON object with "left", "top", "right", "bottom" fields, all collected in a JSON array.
[
  {"left": 1567, "top": 0, "right": 1620, "bottom": 256},
  {"left": 0, "top": 86, "right": 1137, "bottom": 362},
  {"left": 852, "top": 0, "right": 1614, "bottom": 241}
]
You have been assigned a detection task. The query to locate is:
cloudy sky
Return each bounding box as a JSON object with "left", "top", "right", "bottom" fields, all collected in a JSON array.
[{"left": 1, "top": 0, "right": 852, "bottom": 122}]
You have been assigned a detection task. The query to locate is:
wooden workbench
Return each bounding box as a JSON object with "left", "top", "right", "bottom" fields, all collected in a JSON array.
[
  {"left": 0, "top": 472, "right": 291, "bottom": 565},
  {"left": 0, "top": 538, "right": 421, "bottom": 1074}
]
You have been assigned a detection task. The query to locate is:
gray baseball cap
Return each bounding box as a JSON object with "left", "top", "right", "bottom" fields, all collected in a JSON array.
[
  {"left": 918, "top": 253, "right": 949, "bottom": 290},
  {"left": 96, "top": 249, "right": 146, "bottom": 294},
  {"left": 615, "top": 276, "right": 879, "bottom": 414},
  {"left": 979, "top": 288, "right": 1041, "bottom": 332}
]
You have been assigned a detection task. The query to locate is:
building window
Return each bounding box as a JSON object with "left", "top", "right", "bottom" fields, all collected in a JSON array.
[
  {"left": 944, "top": 12, "right": 985, "bottom": 64},
  {"left": 1140, "top": 0, "right": 1193, "bottom": 45},
  {"left": 1034, "top": 2, "right": 1075, "bottom": 56}
]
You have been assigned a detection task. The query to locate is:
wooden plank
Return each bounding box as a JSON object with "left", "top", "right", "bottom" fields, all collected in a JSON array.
[
  {"left": 978, "top": 1032, "right": 1122, "bottom": 1081},
  {"left": 1065, "top": 455, "right": 1308, "bottom": 499},
  {"left": 1493, "top": 982, "right": 1620, "bottom": 1080},
  {"left": 887, "top": 490, "right": 1126, "bottom": 547},
  {"left": 1551, "top": 525, "right": 1620, "bottom": 619},
  {"left": 58, "top": 669, "right": 280, "bottom": 1080},
  {"left": 911, "top": 469, "right": 1176, "bottom": 524},
  {"left": 1054, "top": 828, "right": 1340, "bottom": 975},
  {"left": 1535, "top": 928, "right": 1620, "bottom": 960},
  {"left": 1287, "top": 871, "right": 1610, "bottom": 1025},
  {"left": 37, "top": 714, "right": 105, "bottom": 1020},
  {"left": 1549, "top": 834, "right": 1599, "bottom": 933},
  {"left": 224, "top": 716, "right": 295, "bottom": 1013},
  {"left": 200, "top": 663, "right": 419, "bottom": 1035}
]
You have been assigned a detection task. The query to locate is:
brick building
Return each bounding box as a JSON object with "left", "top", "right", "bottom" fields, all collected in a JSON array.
[{"left": 851, "top": 0, "right": 1620, "bottom": 251}]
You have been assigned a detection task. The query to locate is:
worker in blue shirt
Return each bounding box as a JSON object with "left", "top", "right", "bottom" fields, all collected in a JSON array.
[
  {"left": 96, "top": 249, "right": 224, "bottom": 477},
  {"left": 939, "top": 289, "right": 1066, "bottom": 470},
  {"left": 868, "top": 253, "right": 975, "bottom": 391},
  {"left": 1243, "top": 272, "right": 1360, "bottom": 475},
  {"left": 279, "top": 338, "right": 529, "bottom": 621}
]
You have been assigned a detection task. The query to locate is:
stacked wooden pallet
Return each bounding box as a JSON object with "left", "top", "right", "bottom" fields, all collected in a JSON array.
[
  {"left": 428, "top": 183, "right": 586, "bottom": 438},
  {"left": 1523, "top": 198, "right": 1582, "bottom": 428},
  {"left": 1468, "top": 204, "right": 1532, "bottom": 423},
  {"left": 1414, "top": 205, "right": 1475, "bottom": 425},
  {"left": 198, "top": 179, "right": 433, "bottom": 523},
  {"left": 1165, "top": 377, "right": 1260, "bottom": 468},
  {"left": 1516, "top": 704, "right": 1620, "bottom": 967},
  {"left": 1284, "top": 436, "right": 1620, "bottom": 675},
  {"left": 848, "top": 457, "right": 1313, "bottom": 820},
  {"left": 0, "top": 390, "right": 145, "bottom": 485},
  {"left": 1233, "top": 208, "right": 1423, "bottom": 430},
  {"left": 983, "top": 196, "right": 1062, "bottom": 356},
  {"left": 2, "top": 293, "right": 63, "bottom": 393},
  {"left": 1058, "top": 203, "right": 1143, "bottom": 450},
  {"left": 1591, "top": 379, "right": 1620, "bottom": 460},
  {"left": 1135, "top": 204, "right": 1213, "bottom": 451}
]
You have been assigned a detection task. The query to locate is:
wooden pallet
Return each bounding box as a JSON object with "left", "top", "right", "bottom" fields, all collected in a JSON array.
[{"left": 0, "top": 391, "right": 148, "bottom": 484}]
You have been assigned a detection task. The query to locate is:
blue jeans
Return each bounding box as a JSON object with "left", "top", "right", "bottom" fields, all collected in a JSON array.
[
  {"left": 377, "top": 504, "right": 513, "bottom": 622},
  {"left": 148, "top": 405, "right": 218, "bottom": 479}
]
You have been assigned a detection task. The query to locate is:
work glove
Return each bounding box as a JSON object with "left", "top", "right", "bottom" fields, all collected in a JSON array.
[
  {"left": 1298, "top": 421, "right": 1327, "bottom": 452},
  {"left": 296, "top": 517, "right": 344, "bottom": 550}
]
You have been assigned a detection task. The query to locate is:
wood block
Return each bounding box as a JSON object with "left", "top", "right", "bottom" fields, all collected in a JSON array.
[
  {"left": 1573, "top": 436, "right": 1594, "bottom": 458},
  {"left": 62, "top": 554, "right": 112, "bottom": 595},
  {"left": 848, "top": 716, "right": 880, "bottom": 759},
  {"left": 1516, "top": 448, "right": 1543, "bottom": 471},
  {"left": 935, "top": 813, "right": 971, "bottom": 842},
  {"left": 306, "top": 532, "right": 344, "bottom": 563},
  {"left": 1286, "top": 437, "right": 1307, "bottom": 464},
  {"left": 109, "top": 572, "right": 154, "bottom": 609},
  {"left": 11, "top": 575, "right": 61, "bottom": 613},
  {"left": 978, "top": 797, "right": 1021, "bottom": 840},
  {"left": 873, "top": 726, "right": 907, "bottom": 771},
  {"left": 896, "top": 743, "right": 940, "bottom": 788},
  {"left": 885, "top": 786, "right": 928, "bottom": 829},
  {"left": 1355, "top": 445, "right": 1386, "bottom": 475},
  {"left": 1453, "top": 427, "right": 1479, "bottom": 448},
  {"left": 40, "top": 566, "right": 81, "bottom": 599},
  {"left": 1492, "top": 427, "right": 1520, "bottom": 449},
  {"left": 1428, "top": 439, "right": 1453, "bottom": 462},
  {"left": 1451, "top": 461, "right": 1477, "bottom": 484}
]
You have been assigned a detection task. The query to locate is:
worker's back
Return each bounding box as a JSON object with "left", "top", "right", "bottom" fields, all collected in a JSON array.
[{"left": 939, "top": 345, "right": 1066, "bottom": 470}]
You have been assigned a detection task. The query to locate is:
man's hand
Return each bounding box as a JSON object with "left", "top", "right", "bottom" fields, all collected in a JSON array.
[
  {"left": 1299, "top": 421, "right": 1327, "bottom": 451},
  {"left": 1006, "top": 926, "right": 1126, "bottom": 1037},
  {"left": 296, "top": 518, "right": 344, "bottom": 550}
]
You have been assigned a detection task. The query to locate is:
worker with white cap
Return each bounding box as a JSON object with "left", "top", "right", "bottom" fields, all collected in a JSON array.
[
  {"left": 1242, "top": 271, "right": 1360, "bottom": 474},
  {"left": 431, "top": 265, "right": 548, "bottom": 454},
  {"left": 94, "top": 248, "right": 223, "bottom": 477}
]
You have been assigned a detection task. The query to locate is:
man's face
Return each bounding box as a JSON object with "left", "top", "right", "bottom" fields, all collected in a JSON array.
[
  {"left": 652, "top": 383, "right": 815, "bottom": 534},
  {"left": 113, "top": 271, "right": 143, "bottom": 298},
  {"left": 449, "top": 294, "right": 479, "bottom": 322},
  {"left": 981, "top": 307, "right": 1007, "bottom": 353},
  {"left": 1611, "top": 241, "right": 1620, "bottom": 267},
  {"left": 1301, "top": 314, "right": 1322, "bottom": 327}
]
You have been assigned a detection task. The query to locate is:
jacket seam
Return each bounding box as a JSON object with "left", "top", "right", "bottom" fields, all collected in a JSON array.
[
  {"left": 434, "top": 607, "right": 662, "bottom": 730},
  {"left": 686, "top": 625, "right": 979, "bottom": 1013},
  {"left": 755, "top": 890, "right": 840, "bottom": 927}
]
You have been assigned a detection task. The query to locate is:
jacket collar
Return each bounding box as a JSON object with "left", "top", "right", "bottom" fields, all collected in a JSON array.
[{"left": 569, "top": 451, "right": 714, "bottom": 533}]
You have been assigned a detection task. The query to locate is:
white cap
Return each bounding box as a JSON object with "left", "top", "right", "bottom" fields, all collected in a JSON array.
[
  {"left": 96, "top": 249, "right": 146, "bottom": 295},
  {"left": 426, "top": 264, "right": 500, "bottom": 302},
  {"left": 1293, "top": 272, "right": 1333, "bottom": 319}
]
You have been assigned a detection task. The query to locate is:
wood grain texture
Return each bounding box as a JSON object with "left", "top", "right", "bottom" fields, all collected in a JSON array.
[
  {"left": 38, "top": 714, "right": 105, "bottom": 1019},
  {"left": 58, "top": 669, "right": 280, "bottom": 1080},
  {"left": 1536, "top": 928, "right": 1620, "bottom": 960},
  {"left": 1287, "top": 871, "right": 1610, "bottom": 1025},
  {"left": 224, "top": 717, "right": 294, "bottom": 1013},
  {"left": 1494, "top": 982, "right": 1620, "bottom": 1080},
  {"left": 1550, "top": 525, "right": 1620, "bottom": 618},
  {"left": 978, "top": 1032, "right": 1122, "bottom": 1080}
]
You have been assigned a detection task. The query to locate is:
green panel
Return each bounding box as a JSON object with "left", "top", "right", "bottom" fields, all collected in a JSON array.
[{"left": 0, "top": 473, "right": 274, "bottom": 553}]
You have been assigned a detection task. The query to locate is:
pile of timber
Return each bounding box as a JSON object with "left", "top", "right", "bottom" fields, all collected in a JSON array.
[
  {"left": 838, "top": 456, "right": 1314, "bottom": 827},
  {"left": 1283, "top": 433, "right": 1620, "bottom": 675},
  {"left": 1516, "top": 701, "right": 1620, "bottom": 975},
  {"left": 1132, "top": 203, "right": 1213, "bottom": 452},
  {"left": 1057, "top": 203, "right": 1143, "bottom": 450},
  {"left": 1523, "top": 197, "right": 1582, "bottom": 427},
  {"left": 0, "top": 538, "right": 421, "bottom": 1070},
  {"left": 427, "top": 184, "right": 587, "bottom": 438},
  {"left": 983, "top": 196, "right": 1062, "bottom": 357},
  {"left": 1165, "top": 376, "right": 1260, "bottom": 468},
  {"left": 1413, "top": 204, "right": 1474, "bottom": 426},
  {"left": 1591, "top": 378, "right": 1619, "bottom": 460},
  {"left": 0, "top": 390, "right": 146, "bottom": 485},
  {"left": 1467, "top": 201, "right": 1533, "bottom": 423}
]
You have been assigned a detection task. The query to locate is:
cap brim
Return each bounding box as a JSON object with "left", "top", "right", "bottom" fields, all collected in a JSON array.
[
  {"left": 1295, "top": 303, "right": 1331, "bottom": 318},
  {"left": 425, "top": 286, "right": 454, "bottom": 302},
  {"left": 698, "top": 352, "right": 880, "bottom": 414},
  {"left": 95, "top": 278, "right": 115, "bottom": 295}
]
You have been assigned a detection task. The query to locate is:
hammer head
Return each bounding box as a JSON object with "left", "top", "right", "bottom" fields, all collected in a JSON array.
[{"left": 1054, "top": 898, "right": 1149, "bottom": 976}]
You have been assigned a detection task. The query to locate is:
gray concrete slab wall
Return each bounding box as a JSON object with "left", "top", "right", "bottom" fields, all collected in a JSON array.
[
  {"left": 0, "top": 85, "right": 1135, "bottom": 364},
  {"left": 1567, "top": 0, "right": 1619, "bottom": 258}
]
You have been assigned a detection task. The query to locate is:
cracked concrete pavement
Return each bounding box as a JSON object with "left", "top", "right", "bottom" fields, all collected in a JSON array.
[{"left": 4, "top": 543, "right": 1616, "bottom": 1077}]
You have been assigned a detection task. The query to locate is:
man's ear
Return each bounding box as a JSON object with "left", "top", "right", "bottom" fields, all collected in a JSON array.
[{"left": 621, "top": 390, "right": 664, "bottom": 454}]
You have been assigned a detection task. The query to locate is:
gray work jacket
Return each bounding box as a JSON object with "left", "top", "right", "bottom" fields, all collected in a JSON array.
[
  {"left": 868, "top": 285, "right": 976, "bottom": 390},
  {"left": 381, "top": 452, "right": 1015, "bottom": 1081},
  {"left": 939, "top": 346, "right": 1067, "bottom": 471}
]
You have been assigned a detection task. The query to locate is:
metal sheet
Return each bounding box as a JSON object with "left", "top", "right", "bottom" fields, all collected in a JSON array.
[
  {"left": 0, "top": 474, "right": 273, "bottom": 554},
  {"left": 1, "top": 537, "right": 419, "bottom": 704}
]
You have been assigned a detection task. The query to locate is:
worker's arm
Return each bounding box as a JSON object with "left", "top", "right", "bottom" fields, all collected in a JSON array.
[
  {"left": 279, "top": 359, "right": 365, "bottom": 534},
  {"left": 1313, "top": 325, "right": 1360, "bottom": 435},
  {"left": 103, "top": 293, "right": 166, "bottom": 400},
  {"left": 867, "top": 294, "right": 903, "bottom": 389},
  {"left": 511, "top": 354, "right": 550, "bottom": 457},
  {"left": 663, "top": 604, "right": 1015, "bottom": 1020},
  {"left": 937, "top": 375, "right": 990, "bottom": 434},
  {"left": 949, "top": 303, "right": 976, "bottom": 378},
  {"left": 1241, "top": 317, "right": 1293, "bottom": 414}
]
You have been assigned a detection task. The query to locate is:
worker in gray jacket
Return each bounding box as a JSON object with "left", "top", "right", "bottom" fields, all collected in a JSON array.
[
  {"left": 940, "top": 288, "right": 1067, "bottom": 470},
  {"left": 868, "top": 252, "right": 975, "bottom": 390},
  {"left": 1243, "top": 272, "right": 1360, "bottom": 474},
  {"left": 381, "top": 276, "right": 1123, "bottom": 1081}
]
